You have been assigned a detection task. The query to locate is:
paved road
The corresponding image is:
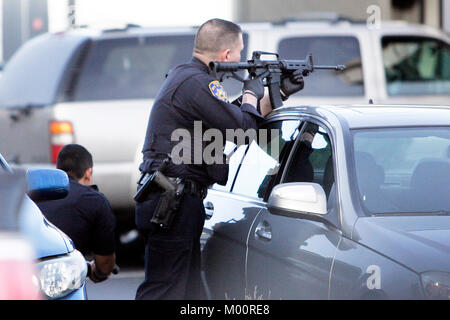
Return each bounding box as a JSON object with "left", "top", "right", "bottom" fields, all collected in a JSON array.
[{"left": 86, "top": 268, "right": 145, "bottom": 300}]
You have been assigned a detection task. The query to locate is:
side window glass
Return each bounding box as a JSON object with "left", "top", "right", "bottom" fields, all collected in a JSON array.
[
  {"left": 72, "top": 35, "right": 195, "bottom": 101},
  {"left": 278, "top": 36, "right": 364, "bottom": 96},
  {"left": 211, "top": 141, "right": 247, "bottom": 192},
  {"left": 232, "top": 120, "right": 302, "bottom": 200},
  {"left": 283, "top": 123, "right": 336, "bottom": 208},
  {"left": 382, "top": 36, "right": 450, "bottom": 96}
]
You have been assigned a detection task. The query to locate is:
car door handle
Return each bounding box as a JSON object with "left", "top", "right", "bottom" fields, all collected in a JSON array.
[
  {"left": 204, "top": 201, "right": 214, "bottom": 220},
  {"left": 255, "top": 221, "right": 272, "bottom": 241}
]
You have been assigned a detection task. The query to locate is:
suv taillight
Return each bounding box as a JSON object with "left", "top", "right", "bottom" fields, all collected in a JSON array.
[{"left": 49, "top": 121, "right": 74, "bottom": 164}]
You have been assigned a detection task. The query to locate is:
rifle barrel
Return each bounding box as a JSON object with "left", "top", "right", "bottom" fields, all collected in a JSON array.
[{"left": 314, "top": 65, "right": 346, "bottom": 71}]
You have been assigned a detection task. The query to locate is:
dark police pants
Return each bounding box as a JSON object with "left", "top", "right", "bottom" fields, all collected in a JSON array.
[{"left": 135, "top": 191, "right": 206, "bottom": 300}]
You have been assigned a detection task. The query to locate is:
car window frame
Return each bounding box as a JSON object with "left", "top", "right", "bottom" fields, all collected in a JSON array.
[
  {"left": 279, "top": 117, "right": 341, "bottom": 228},
  {"left": 0, "top": 153, "right": 12, "bottom": 173},
  {"left": 57, "top": 39, "right": 93, "bottom": 103},
  {"left": 229, "top": 117, "right": 304, "bottom": 201},
  {"left": 281, "top": 119, "right": 334, "bottom": 185}
]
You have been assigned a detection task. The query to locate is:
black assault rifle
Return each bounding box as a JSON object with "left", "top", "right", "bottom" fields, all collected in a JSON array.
[{"left": 209, "top": 51, "right": 346, "bottom": 108}]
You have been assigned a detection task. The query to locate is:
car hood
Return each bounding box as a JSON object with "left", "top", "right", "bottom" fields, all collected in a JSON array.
[
  {"left": 18, "top": 196, "right": 74, "bottom": 259},
  {"left": 353, "top": 216, "right": 450, "bottom": 273}
]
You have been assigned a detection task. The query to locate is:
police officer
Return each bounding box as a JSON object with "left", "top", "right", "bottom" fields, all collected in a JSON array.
[
  {"left": 37, "top": 144, "right": 116, "bottom": 283},
  {"left": 135, "top": 18, "right": 304, "bottom": 300}
]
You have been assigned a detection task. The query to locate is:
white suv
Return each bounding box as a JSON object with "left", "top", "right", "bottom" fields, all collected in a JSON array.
[{"left": 0, "top": 18, "right": 448, "bottom": 230}]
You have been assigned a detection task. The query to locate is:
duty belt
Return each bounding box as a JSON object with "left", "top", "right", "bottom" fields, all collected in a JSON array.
[
  {"left": 145, "top": 174, "right": 207, "bottom": 199},
  {"left": 181, "top": 179, "right": 208, "bottom": 199}
]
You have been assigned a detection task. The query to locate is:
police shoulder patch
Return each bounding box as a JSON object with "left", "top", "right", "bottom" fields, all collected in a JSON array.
[{"left": 208, "top": 80, "right": 228, "bottom": 102}]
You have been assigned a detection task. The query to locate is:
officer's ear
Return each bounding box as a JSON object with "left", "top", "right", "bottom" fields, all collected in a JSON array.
[{"left": 219, "top": 48, "right": 231, "bottom": 62}]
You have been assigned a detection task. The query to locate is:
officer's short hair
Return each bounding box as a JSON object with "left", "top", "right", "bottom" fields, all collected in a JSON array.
[
  {"left": 56, "top": 144, "right": 93, "bottom": 180},
  {"left": 194, "top": 18, "right": 242, "bottom": 54}
]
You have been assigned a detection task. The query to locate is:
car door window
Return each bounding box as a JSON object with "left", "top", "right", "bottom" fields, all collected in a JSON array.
[
  {"left": 211, "top": 141, "right": 247, "bottom": 192},
  {"left": 283, "top": 122, "right": 336, "bottom": 203},
  {"left": 232, "top": 120, "right": 302, "bottom": 200},
  {"left": 278, "top": 36, "right": 364, "bottom": 96}
]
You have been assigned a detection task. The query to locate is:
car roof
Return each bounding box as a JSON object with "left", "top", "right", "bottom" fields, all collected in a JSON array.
[
  {"left": 51, "top": 26, "right": 197, "bottom": 40},
  {"left": 271, "top": 105, "right": 450, "bottom": 129},
  {"left": 56, "top": 19, "right": 448, "bottom": 41}
]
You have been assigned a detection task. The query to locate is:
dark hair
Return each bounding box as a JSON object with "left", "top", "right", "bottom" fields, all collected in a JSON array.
[
  {"left": 194, "top": 18, "right": 242, "bottom": 54},
  {"left": 56, "top": 144, "right": 93, "bottom": 180}
]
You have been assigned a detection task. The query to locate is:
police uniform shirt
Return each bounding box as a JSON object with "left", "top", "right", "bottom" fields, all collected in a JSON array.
[
  {"left": 140, "top": 57, "right": 264, "bottom": 187},
  {"left": 37, "top": 178, "right": 116, "bottom": 256},
  {"left": 171, "top": 57, "right": 263, "bottom": 132}
]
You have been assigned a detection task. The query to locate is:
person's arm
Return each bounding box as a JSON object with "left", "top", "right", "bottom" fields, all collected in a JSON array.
[
  {"left": 89, "top": 253, "right": 115, "bottom": 283},
  {"left": 259, "top": 94, "right": 273, "bottom": 117},
  {"left": 232, "top": 90, "right": 269, "bottom": 116},
  {"left": 241, "top": 91, "right": 258, "bottom": 107},
  {"left": 178, "top": 76, "right": 264, "bottom": 133},
  {"left": 88, "top": 194, "right": 116, "bottom": 283}
]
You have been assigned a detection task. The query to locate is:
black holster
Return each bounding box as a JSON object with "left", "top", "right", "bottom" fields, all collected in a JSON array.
[
  {"left": 134, "top": 158, "right": 171, "bottom": 203},
  {"left": 134, "top": 158, "right": 185, "bottom": 229},
  {"left": 150, "top": 179, "right": 184, "bottom": 229}
]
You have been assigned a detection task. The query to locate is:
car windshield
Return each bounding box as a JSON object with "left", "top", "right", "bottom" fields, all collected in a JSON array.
[
  {"left": 352, "top": 127, "right": 450, "bottom": 215},
  {"left": 382, "top": 36, "right": 450, "bottom": 96}
]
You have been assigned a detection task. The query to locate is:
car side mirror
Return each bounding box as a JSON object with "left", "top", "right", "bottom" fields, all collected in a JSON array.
[
  {"left": 26, "top": 169, "right": 69, "bottom": 201},
  {"left": 268, "top": 182, "right": 327, "bottom": 218}
]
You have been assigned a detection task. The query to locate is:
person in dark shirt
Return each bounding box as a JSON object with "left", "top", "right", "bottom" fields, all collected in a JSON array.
[{"left": 37, "top": 144, "right": 116, "bottom": 283}]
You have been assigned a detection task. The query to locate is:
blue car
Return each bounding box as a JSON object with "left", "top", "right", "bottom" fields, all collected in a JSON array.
[{"left": 0, "top": 153, "right": 88, "bottom": 300}]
